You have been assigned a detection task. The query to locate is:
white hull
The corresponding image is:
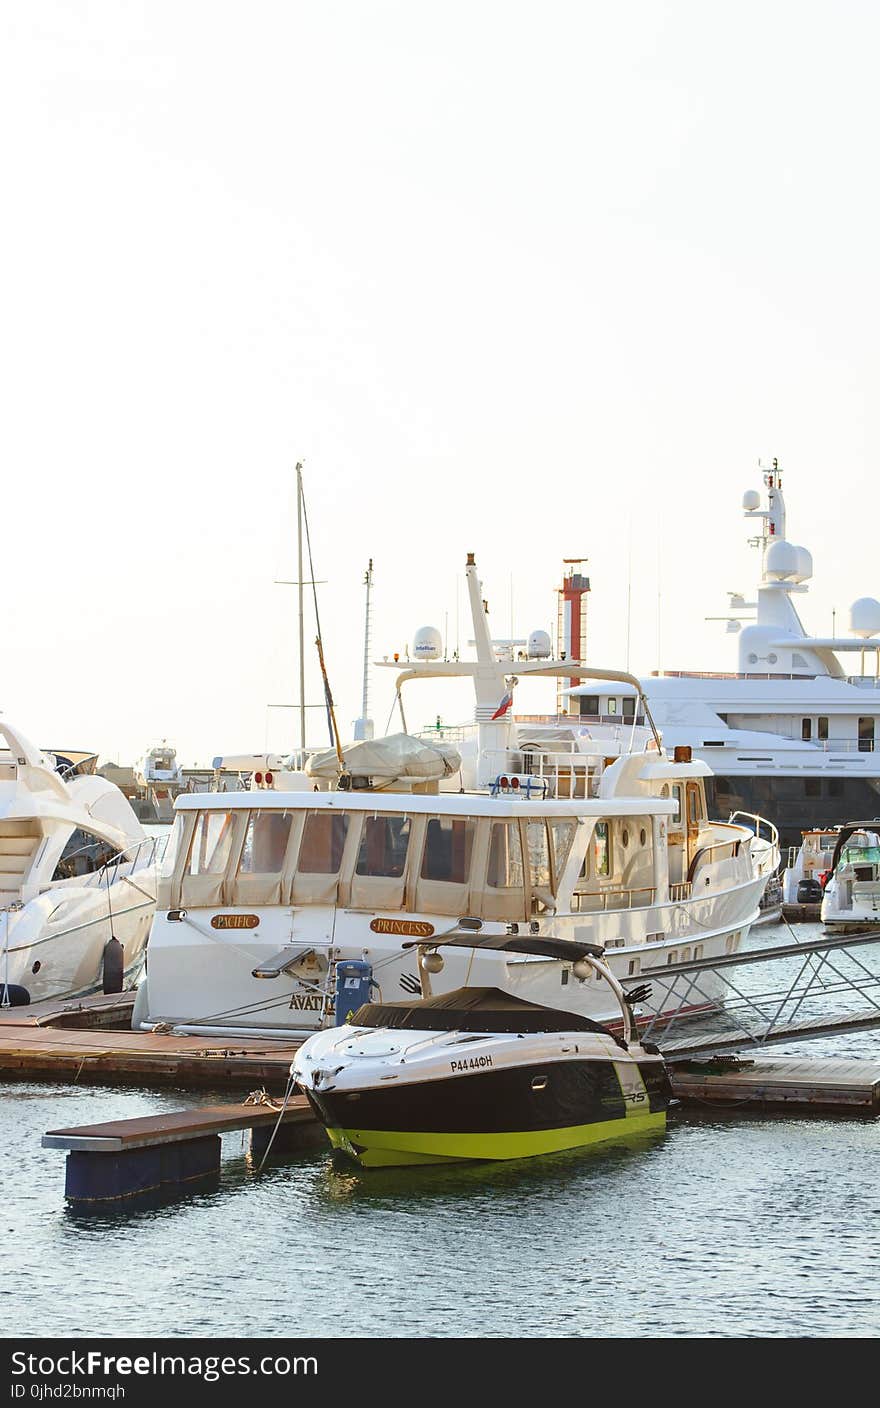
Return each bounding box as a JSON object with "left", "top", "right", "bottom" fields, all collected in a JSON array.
[
  {"left": 3, "top": 871, "right": 156, "bottom": 1003},
  {"left": 140, "top": 874, "right": 761, "bottom": 1037}
]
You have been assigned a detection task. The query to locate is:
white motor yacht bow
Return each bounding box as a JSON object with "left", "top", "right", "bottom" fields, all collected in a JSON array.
[{"left": 0, "top": 722, "right": 159, "bottom": 1005}]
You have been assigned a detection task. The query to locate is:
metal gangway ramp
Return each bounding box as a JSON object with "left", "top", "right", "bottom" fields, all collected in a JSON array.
[{"left": 627, "top": 928, "right": 880, "bottom": 1060}]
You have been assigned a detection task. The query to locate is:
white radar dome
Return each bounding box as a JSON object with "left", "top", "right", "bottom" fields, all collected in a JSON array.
[
  {"left": 527, "top": 629, "right": 552, "bottom": 659},
  {"left": 412, "top": 625, "right": 443, "bottom": 660},
  {"left": 849, "top": 598, "right": 880, "bottom": 639},
  {"left": 764, "top": 539, "right": 799, "bottom": 580},
  {"left": 742, "top": 489, "right": 761, "bottom": 511},
  {"left": 792, "top": 545, "right": 813, "bottom": 583}
]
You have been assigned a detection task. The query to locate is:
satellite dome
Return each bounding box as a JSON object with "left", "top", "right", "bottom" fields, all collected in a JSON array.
[
  {"left": 764, "top": 539, "right": 799, "bottom": 580},
  {"left": 527, "top": 629, "right": 552, "bottom": 659},
  {"left": 849, "top": 598, "right": 880, "bottom": 639},
  {"left": 791, "top": 545, "right": 813, "bottom": 583},
  {"left": 742, "top": 489, "right": 761, "bottom": 511},
  {"left": 412, "top": 625, "right": 443, "bottom": 660}
]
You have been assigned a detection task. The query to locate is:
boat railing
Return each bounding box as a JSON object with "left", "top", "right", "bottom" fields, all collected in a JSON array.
[
  {"left": 571, "top": 885, "right": 656, "bottom": 912},
  {"left": 669, "top": 881, "right": 693, "bottom": 902},
  {"left": 686, "top": 838, "right": 744, "bottom": 883},
  {"left": 97, "top": 835, "right": 167, "bottom": 889},
  {"left": 481, "top": 745, "right": 603, "bottom": 799},
  {"left": 728, "top": 810, "right": 780, "bottom": 846}
]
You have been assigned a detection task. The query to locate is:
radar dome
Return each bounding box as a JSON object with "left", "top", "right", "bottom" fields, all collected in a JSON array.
[
  {"left": 792, "top": 545, "right": 813, "bottom": 583},
  {"left": 412, "top": 625, "right": 442, "bottom": 660},
  {"left": 764, "top": 539, "right": 799, "bottom": 581},
  {"left": 742, "top": 489, "right": 761, "bottom": 511},
  {"left": 849, "top": 598, "right": 880, "bottom": 639},
  {"left": 527, "top": 629, "right": 552, "bottom": 659}
]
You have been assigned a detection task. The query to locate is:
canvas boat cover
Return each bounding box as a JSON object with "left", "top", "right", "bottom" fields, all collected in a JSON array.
[
  {"left": 306, "top": 732, "right": 461, "bottom": 783},
  {"left": 350, "top": 985, "right": 620, "bottom": 1037}
]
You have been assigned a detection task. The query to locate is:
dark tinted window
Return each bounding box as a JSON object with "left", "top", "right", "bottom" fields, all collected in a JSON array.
[{"left": 52, "top": 829, "right": 118, "bottom": 880}]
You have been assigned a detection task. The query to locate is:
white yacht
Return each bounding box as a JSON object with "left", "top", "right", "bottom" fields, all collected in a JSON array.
[
  {"left": 820, "top": 823, "right": 880, "bottom": 931},
  {"left": 0, "top": 723, "right": 159, "bottom": 1004},
  {"left": 567, "top": 463, "right": 880, "bottom": 851},
  {"left": 135, "top": 556, "right": 770, "bottom": 1040},
  {"left": 781, "top": 828, "right": 838, "bottom": 916}
]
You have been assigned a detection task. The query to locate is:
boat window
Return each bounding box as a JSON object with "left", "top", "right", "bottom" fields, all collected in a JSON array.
[
  {"left": 549, "top": 820, "right": 577, "bottom": 883},
  {"left": 298, "top": 811, "right": 350, "bottom": 874},
  {"left": 421, "top": 817, "right": 475, "bottom": 884},
  {"left": 622, "top": 697, "right": 636, "bottom": 720},
  {"left": 859, "top": 717, "right": 875, "bottom": 753},
  {"left": 239, "top": 810, "right": 293, "bottom": 874},
  {"left": 670, "top": 786, "right": 682, "bottom": 824},
  {"left": 818, "top": 716, "right": 829, "bottom": 741},
  {"left": 52, "top": 828, "right": 118, "bottom": 880},
  {"left": 578, "top": 695, "right": 600, "bottom": 717},
  {"left": 594, "top": 821, "right": 611, "bottom": 877},
  {"left": 186, "top": 812, "right": 236, "bottom": 876},
  {"left": 355, "top": 815, "right": 411, "bottom": 878},
  {"left": 487, "top": 821, "right": 525, "bottom": 890},
  {"left": 801, "top": 718, "right": 812, "bottom": 741},
  {"left": 526, "top": 821, "right": 552, "bottom": 894},
  {"left": 688, "top": 786, "right": 699, "bottom": 826},
  {"left": 607, "top": 698, "right": 617, "bottom": 714}
]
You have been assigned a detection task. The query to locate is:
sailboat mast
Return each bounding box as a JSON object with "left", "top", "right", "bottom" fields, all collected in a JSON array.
[{"left": 296, "top": 462, "right": 306, "bottom": 753}]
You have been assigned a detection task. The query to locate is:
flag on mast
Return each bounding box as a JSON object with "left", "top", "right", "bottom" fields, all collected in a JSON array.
[{"left": 491, "top": 690, "right": 514, "bottom": 720}]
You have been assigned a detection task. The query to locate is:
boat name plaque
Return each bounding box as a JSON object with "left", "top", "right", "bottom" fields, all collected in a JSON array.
[
  {"left": 210, "top": 914, "right": 260, "bottom": 930},
  {"left": 369, "top": 918, "right": 435, "bottom": 938}
]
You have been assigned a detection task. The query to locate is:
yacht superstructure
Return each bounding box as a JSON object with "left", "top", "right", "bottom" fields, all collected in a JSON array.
[{"left": 567, "top": 464, "right": 880, "bottom": 849}]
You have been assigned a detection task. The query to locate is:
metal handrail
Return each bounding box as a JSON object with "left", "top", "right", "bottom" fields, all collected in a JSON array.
[{"left": 571, "top": 885, "right": 656, "bottom": 911}]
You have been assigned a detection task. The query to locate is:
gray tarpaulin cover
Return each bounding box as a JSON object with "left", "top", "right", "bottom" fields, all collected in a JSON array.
[{"left": 305, "top": 732, "right": 462, "bottom": 782}]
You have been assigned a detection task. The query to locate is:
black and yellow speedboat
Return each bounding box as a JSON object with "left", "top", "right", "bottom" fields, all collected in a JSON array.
[{"left": 292, "top": 935, "right": 668, "bottom": 1168}]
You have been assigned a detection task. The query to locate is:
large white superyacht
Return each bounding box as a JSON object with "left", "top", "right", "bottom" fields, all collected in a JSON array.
[
  {"left": 135, "top": 555, "right": 771, "bottom": 1040},
  {"left": 568, "top": 463, "right": 880, "bottom": 850}
]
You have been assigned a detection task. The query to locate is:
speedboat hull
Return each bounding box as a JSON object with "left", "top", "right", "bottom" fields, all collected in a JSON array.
[
  {"left": 295, "top": 997, "right": 669, "bottom": 1169},
  {"left": 311, "top": 1060, "right": 667, "bottom": 1167}
]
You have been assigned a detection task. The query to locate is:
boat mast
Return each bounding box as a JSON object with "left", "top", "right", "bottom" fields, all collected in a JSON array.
[
  {"left": 354, "top": 560, "right": 375, "bottom": 741},
  {"left": 296, "top": 462, "right": 306, "bottom": 754}
]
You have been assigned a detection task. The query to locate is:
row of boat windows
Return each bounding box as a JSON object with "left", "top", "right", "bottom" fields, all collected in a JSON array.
[
  {"left": 800, "top": 716, "right": 875, "bottom": 747},
  {"left": 184, "top": 810, "right": 582, "bottom": 893}
]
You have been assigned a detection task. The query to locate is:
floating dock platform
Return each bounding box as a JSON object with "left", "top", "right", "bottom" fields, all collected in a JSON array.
[
  {"left": 669, "top": 1055, "right": 880, "bottom": 1116},
  {"left": 43, "top": 1097, "right": 323, "bottom": 1206}
]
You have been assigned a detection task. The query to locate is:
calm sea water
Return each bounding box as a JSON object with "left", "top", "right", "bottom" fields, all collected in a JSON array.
[{"left": 2, "top": 922, "right": 879, "bottom": 1340}]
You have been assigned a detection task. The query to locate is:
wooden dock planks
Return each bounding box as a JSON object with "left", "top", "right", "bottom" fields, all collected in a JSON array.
[
  {"left": 0, "top": 1024, "right": 300, "bottom": 1088},
  {"left": 669, "top": 1055, "right": 880, "bottom": 1114},
  {"left": 43, "top": 1097, "right": 315, "bottom": 1151}
]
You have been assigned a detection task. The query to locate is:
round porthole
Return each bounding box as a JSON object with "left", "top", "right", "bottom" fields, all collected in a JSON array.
[
  {"left": 31, "top": 961, "right": 41, "bottom": 975},
  {"left": 640, "top": 828, "right": 647, "bottom": 846},
  {"left": 622, "top": 828, "right": 629, "bottom": 847}
]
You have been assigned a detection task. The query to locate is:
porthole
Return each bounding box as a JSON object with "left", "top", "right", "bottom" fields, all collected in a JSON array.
[
  {"left": 31, "top": 961, "right": 41, "bottom": 975},
  {"left": 622, "top": 828, "right": 629, "bottom": 847},
  {"left": 531, "top": 1075, "right": 548, "bottom": 1091},
  {"left": 639, "top": 828, "right": 647, "bottom": 846}
]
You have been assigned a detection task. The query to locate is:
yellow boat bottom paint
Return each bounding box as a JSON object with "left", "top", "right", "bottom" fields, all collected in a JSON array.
[{"left": 326, "top": 1110, "right": 666, "bottom": 1168}]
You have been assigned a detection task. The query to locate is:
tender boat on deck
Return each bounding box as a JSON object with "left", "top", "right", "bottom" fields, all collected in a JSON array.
[{"left": 293, "top": 933, "right": 668, "bottom": 1167}]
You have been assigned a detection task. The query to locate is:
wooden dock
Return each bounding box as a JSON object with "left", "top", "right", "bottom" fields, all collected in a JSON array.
[
  {"left": 669, "top": 1055, "right": 880, "bottom": 1115},
  {"left": 42, "top": 1097, "right": 324, "bottom": 1205},
  {"left": 0, "top": 991, "right": 137, "bottom": 1031},
  {"left": 0, "top": 1024, "right": 299, "bottom": 1088}
]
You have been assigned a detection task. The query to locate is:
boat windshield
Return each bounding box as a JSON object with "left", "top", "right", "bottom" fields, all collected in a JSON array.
[{"left": 842, "top": 844, "right": 880, "bottom": 865}]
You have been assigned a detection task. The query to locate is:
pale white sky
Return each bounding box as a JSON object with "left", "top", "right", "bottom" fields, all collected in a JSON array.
[{"left": 2, "top": 2, "right": 878, "bottom": 764}]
